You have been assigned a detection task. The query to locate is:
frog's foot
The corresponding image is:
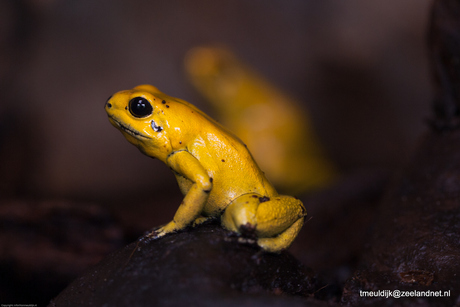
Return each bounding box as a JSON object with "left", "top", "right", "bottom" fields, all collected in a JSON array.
[
  {"left": 138, "top": 228, "right": 161, "bottom": 245},
  {"left": 138, "top": 221, "right": 179, "bottom": 244},
  {"left": 257, "top": 217, "right": 304, "bottom": 253},
  {"left": 221, "top": 193, "right": 305, "bottom": 253},
  {"left": 192, "top": 216, "right": 215, "bottom": 227}
]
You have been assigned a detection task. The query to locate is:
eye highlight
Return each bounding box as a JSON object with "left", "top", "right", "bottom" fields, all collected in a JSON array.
[{"left": 129, "top": 97, "right": 153, "bottom": 118}]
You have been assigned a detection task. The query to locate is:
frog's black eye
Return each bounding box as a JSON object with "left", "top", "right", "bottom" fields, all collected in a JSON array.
[{"left": 129, "top": 97, "right": 153, "bottom": 118}]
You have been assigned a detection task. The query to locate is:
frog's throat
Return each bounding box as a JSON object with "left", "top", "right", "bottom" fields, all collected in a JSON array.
[{"left": 109, "top": 116, "right": 151, "bottom": 139}]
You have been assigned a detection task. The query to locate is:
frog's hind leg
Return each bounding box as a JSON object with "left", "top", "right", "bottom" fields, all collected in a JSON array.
[
  {"left": 221, "top": 193, "right": 306, "bottom": 253},
  {"left": 257, "top": 217, "right": 304, "bottom": 253},
  {"left": 221, "top": 193, "right": 259, "bottom": 235}
]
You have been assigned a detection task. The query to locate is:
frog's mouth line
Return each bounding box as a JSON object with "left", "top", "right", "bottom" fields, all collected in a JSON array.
[{"left": 109, "top": 116, "right": 151, "bottom": 139}]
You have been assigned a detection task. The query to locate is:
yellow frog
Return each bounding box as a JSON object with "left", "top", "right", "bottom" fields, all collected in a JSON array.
[
  {"left": 105, "top": 85, "right": 306, "bottom": 252},
  {"left": 185, "top": 46, "right": 336, "bottom": 195}
]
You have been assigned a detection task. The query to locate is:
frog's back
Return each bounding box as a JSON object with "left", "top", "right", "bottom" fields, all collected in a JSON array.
[{"left": 187, "top": 114, "right": 278, "bottom": 209}]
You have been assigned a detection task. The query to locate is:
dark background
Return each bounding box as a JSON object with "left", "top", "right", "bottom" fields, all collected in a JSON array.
[
  {"left": 0, "top": 1, "right": 439, "bottom": 305},
  {"left": 0, "top": 0, "right": 432, "bottom": 207}
]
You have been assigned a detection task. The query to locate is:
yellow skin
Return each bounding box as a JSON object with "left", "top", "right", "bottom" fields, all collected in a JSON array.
[
  {"left": 185, "top": 46, "right": 336, "bottom": 195},
  {"left": 105, "top": 85, "right": 306, "bottom": 252}
]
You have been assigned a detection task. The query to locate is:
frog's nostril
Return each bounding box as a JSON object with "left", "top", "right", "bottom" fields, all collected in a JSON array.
[{"left": 106, "top": 95, "right": 113, "bottom": 109}]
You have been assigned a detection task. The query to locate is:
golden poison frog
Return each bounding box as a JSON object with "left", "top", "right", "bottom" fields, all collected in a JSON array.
[
  {"left": 105, "top": 85, "right": 306, "bottom": 252},
  {"left": 185, "top": 46, "right": 336, "bottom": 194}
]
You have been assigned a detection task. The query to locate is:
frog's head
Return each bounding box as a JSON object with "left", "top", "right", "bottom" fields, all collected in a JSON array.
[{"left": 105, "top": 85, "right": 172, "bottom": 161}]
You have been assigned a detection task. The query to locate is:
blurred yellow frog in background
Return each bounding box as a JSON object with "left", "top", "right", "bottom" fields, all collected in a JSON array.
[
  {"left": 185, "top": 46, "right": 336, "bottom": 195},
  {"left": 105, "top": 85, "right": 306, "bottom": 252}
]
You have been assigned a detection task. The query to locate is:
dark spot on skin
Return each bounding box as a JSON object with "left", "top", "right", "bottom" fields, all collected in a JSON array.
[
  {"left": 245, "top": 201, "right": 249, "bottom": 204},
  {"left": 166, "top": 105, "right": 170, "bottom": 108},
  {"left": 162, "top": 100, "right": 166, "bottom": 104},
  {"left": 210, "top": 178, "right": 213, "bottom": 183},
  {"left": 259, "top": 196, "right": 270, "bottom": 203},
  {"left": 125, "top": 106, "right": 128, "bottom": 110},
  {"left": 179, "top": 141, "right": 182, "bottom": 144},
  {"left": 221, "top": 159, "right": 225, "bottom": 162},
  {"left": 239, "top": 223, "right": 257, "bottom": 239},
  {"left": 252, "top": 195, "right": 258, "bottom": 198}
]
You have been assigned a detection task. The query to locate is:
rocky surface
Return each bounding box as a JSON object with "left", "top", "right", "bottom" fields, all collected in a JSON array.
[
  {"left": 341, "top": 131, "right": 460, "bottom": 306},
  {"left": 48, "top": 222, "right": 325, "bottom": 307}
]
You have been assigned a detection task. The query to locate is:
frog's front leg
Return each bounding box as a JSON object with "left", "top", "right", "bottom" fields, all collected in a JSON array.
[
  {"left": 221, "top": 193, "right": 306, "bottom": 253},
  {"left": 144, "top": 150, "right": 212, "bottom": 240}
]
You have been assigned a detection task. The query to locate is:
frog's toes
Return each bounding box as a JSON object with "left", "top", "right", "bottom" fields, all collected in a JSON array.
[
  {"left": 138, "top": 229, "right": 161, "bottom": 245},
  {"left": 237, "top": 236, "right": 257, "bottom": 246},
  {"left": 138, "top": 235, "right": 154, "bottom": 245}
]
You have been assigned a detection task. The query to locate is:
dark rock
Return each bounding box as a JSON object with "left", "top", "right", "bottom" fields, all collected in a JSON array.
[
  {"left": 49, "top": 222, "right": 329, "bottom": 307},
  {"left": 342, "top": 131, "right": 460, "bottom": 306}
]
